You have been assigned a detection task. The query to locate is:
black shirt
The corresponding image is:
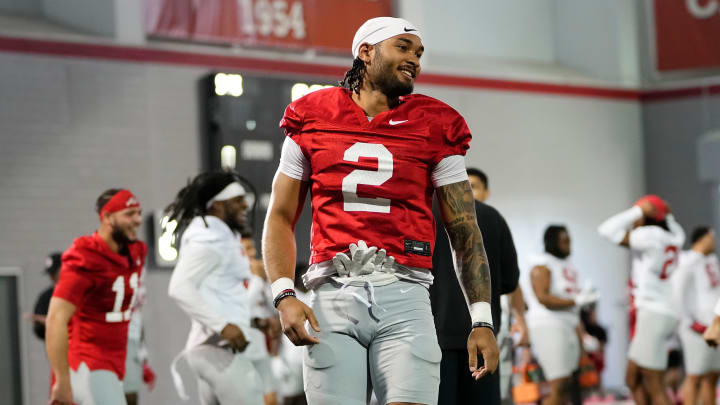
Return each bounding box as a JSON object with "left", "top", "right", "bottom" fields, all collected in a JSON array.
[
  {"left": 430, "top": 200, "right": 519, "bottom": 350},
  {"left": 32, "top": 286, "right": 54, "bottom": 340}
]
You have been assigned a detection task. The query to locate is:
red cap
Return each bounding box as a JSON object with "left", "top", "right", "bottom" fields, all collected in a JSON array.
[
  {"left": 635, "top": 194, "right": 667, "bottom": 221},
  {"left": 99, "top": 189, "right": 140, "bottom": 220}
]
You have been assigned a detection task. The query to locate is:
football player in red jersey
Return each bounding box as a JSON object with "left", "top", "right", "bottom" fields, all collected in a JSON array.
[
  {"left": 46, "top": 189, "right": 146, "bottom": 405},
  {"left": 263, "top": 17, "right": 497, "bottom": 405}
]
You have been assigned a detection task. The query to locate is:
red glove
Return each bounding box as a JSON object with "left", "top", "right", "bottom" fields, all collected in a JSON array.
[
  {"left": 691, "top": 321, "right": 708, "bottom": 334},
  {"left": 142, "top": 363, "right": 156, "bottom": 391}
]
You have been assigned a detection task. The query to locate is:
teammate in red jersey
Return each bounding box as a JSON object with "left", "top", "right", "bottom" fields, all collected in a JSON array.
[
  {"left": 46, "top": 188, "right": 146, "bottom": 405},
  {"left": 263, "top": 17, "right": 497, "bottom": 405}
]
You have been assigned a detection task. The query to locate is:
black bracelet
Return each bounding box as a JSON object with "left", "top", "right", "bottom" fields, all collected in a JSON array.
[
  {"left": 471, "top": 321, "right": 494, "bottom": 333},
  {"left": 273, "top": 289, "right": 296, "bottom": 308}
]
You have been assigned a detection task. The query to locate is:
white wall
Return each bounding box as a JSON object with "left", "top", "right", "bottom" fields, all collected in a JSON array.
[
  {"left": 642, "top": 95, "right": 720, "bottom": 235},
  {"left": 396, "top": 0, "right": 645, "bottom": 85},
  {"left": 402, "top": 0, "right": 556, "bottom": 63},
  {"left": 416, "top": 83, "right": 645, "bottom": 389},
  {"left": 553, "top": 0, "right": 642, "bottom": 86}
]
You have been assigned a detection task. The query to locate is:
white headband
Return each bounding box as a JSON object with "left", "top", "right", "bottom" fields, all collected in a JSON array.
[
  {"left": 352, "top": 17, "right": 422, "bottom": 58},
  {"left": 206, "top": 182, "right": 246, "bottom": 208}
]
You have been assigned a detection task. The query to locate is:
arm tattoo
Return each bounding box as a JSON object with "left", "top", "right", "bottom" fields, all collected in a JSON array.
[{"left": 437, "top": 181, "right": 492, "bottom": 305}]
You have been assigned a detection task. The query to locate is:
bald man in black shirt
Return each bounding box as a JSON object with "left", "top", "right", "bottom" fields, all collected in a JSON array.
[{"left": 431, "top": 168, "right": 521, "bottom": 405}]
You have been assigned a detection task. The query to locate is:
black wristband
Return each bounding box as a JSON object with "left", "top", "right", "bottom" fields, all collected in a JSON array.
[
  {"left": 273, "top": 289, "right": 296, "bottom": 308},
  {"left": 471, "top": 321, "right": 494, "bottom": 333}
]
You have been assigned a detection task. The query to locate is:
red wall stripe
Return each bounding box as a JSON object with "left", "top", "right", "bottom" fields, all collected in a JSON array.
[{"left": 0, "top": 35, "right": 716, "bottom": 102}]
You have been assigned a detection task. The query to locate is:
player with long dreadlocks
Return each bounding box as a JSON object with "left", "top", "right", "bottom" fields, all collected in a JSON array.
[{"left": 166, "top": 171, "right": 270, "bottom": 405}]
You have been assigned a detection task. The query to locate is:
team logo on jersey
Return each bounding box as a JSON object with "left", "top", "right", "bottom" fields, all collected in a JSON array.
[{"left": 404, "top": 239, "right": 431, "bottom": 256}]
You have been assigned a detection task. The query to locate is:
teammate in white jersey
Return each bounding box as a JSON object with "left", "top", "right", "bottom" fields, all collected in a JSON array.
[
  {"left": 166, "top": 172, "right": 265, "bottom": 405},
  {"left": 598, "top": 195, "right": 685, "bottom": 405},
  {"left": 673, "top": 227, "right": 719, "bottom": 405},
  {"left": 524, "top": 225, "right": 599, "bottom": 405},
  {"left": 242, "top": 233, "right": 282, "bottom": 405}
]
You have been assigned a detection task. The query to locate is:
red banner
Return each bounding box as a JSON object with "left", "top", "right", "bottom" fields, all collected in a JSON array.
[
  {"left": 654, "top": 0, "right": 720, "bottom": 71},
  {"left": 145, "top": 0, "right": 392, "bottom": 55}
]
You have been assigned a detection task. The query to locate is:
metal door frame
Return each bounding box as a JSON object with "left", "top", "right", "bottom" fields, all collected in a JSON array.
[{"left": 0, "top": 267, "right": 29, "bottom": 405}]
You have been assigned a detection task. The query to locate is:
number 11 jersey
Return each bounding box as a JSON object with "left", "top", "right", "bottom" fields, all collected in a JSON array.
[
  {"left": 279, "top": 87, "right": 471, "bottom": 269},
  {"left": 53, "top": 233, "right": 147, "bottom": 379}
]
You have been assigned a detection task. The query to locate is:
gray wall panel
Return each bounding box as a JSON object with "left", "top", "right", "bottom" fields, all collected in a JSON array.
[{"left": 642, "top": 96, "right": 720, "bottom": 237}]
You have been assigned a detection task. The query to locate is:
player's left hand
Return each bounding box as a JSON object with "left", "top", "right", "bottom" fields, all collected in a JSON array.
[
  {"left": 467, "top": 326, "right": 498, "bottom": 380},
  {"left": 49, "top": 378, "right": 73, "bottom": 405},
  {"left": 142, "top": 363, "right": 157, "bottom": 391},
  {"left": 703, "top": 315, "right": 720, "bottom": 347}
]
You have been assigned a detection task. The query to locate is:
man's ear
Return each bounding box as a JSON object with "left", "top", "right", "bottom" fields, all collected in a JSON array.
[
  {"left": 99, "top": 212, "right": 110, "bottom": 225},
  {"left": 357, "top": 43, "right": 374, "bottom": 64},
  {"left": 209, "top": 200, "right": 224, "bottom": 217}
]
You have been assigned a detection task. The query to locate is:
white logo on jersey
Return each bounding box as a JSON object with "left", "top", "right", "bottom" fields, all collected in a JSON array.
[{"left": 389, "top": 119, "right": 408, "bottom": 125}]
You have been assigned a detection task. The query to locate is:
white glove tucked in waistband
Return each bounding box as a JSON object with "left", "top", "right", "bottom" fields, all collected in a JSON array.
[{"left": 332, "top": 240, "right": 396, "bottom": 277}]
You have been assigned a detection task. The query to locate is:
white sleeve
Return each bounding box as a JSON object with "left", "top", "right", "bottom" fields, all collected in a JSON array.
[
  {"left": 597, "top": 206, "right": 643, "bottom": 244},
  {"left": 432, "top": 155, "right": 468, "bottom": 188},
  {"left": 665, "top": 214, "right": 686, "bottom": 246},
  {"left": 278, "top": 137, "right": 310, "bottom": 181},
  {"left": 715, "top": 297, "right": 720, "bottom": 317},
  {"left": 168, "top": 244, "right": 228, "bottom": 334}
]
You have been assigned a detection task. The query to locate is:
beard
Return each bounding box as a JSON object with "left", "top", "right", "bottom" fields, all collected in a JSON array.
[
  {"left": 224, "top": 210, "right": 247, "bottom": 235},
  {"left": 547, "top": 246, "right": 570, "bottom": 259},
  {"left": 110, "top": 223, "right": 134, "bottom": 248},
  {"left": 369, "top": 52, "right": 414, "bottom": 99}
]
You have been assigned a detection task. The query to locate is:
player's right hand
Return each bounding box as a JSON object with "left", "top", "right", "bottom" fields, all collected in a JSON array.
[
  {"left": 49, "top": 379, "right": 73, "bottom": 405},
  {"left": 574, "top": 281, "right": 600, "bottom": 307},
  {"left": 277, "top": 296, "right": 320, "bottom": 346},
  {"left": 221, "top": 323, "right": 249, "bottom": 353}
]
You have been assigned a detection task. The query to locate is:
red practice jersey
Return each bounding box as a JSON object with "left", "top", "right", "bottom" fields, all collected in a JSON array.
[
  {"left": 53, "top": 233, "right": 147, "bottom": 379},
  {"left": 280, "top": 87, "right": 471, "bottom": 269}
]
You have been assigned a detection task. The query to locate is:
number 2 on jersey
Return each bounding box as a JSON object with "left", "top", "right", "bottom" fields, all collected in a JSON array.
[
  {"left": 342, "top": 142, "right": 393, "bottom": 213},
  {"left": 660, "top": 246, "right": 678, "bottom": 280},
  {"left": 106, "top": 272, "right": 138, "bottom": 322}
]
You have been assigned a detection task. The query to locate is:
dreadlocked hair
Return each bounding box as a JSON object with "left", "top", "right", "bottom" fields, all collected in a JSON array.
[
  {"left": 339, "top": 57, "right": 366, "bottom": 94},
  {"left": 164, "top": 171, "right": 241, "bottom": 239}
]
